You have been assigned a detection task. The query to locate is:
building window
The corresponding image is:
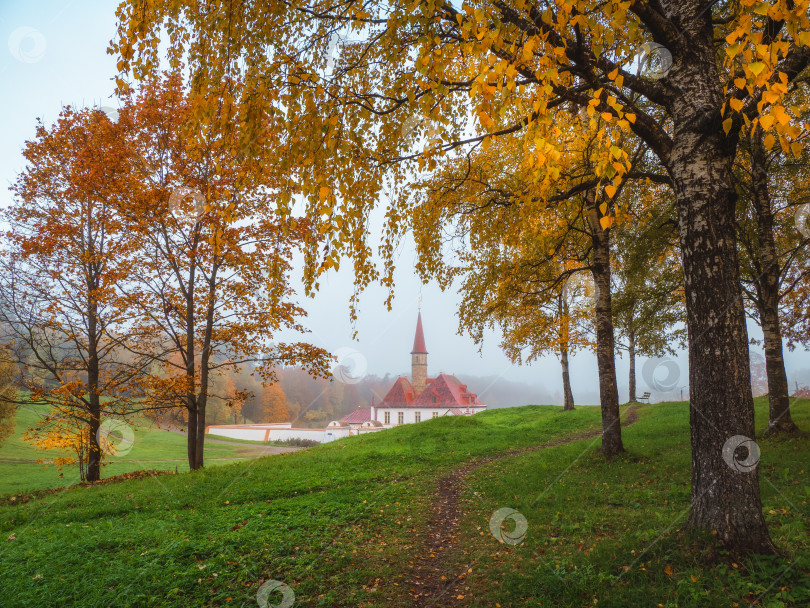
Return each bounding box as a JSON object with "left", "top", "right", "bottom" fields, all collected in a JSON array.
[
  {"left": 384, "top": 411, "right": 390, "bottom": 425},
  {"left": 397, "top": 412, "right": 404, "bottom": 425},
  {"left": 432, "top": 412, "right": 439, "bottom": 419},
  {"left": 415, "top": 411, "right": 421, "bottom": 423},
  {"left": 431, "top": 396, "right": 437, "bottom": 404}
]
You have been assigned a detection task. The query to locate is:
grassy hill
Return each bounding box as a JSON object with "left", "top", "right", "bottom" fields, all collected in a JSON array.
[
  {"left": 0, "top": 404, "right": 275, "bottom": 496},
  {"left": 0, "top": 399, "right": 807, "bottom": 607}
]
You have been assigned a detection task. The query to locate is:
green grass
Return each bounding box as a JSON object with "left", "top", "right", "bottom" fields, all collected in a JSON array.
[
  {"left": 0, "top": 399, "right": 807, "bottom": 607},
  {"left": 0, "top": 405, "right": 265, "bottom": 496}
]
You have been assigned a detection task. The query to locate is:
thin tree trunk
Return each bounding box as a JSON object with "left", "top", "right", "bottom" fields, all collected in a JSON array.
[
  {"left": 585, "top": 189, "right": 623, "bottom": 456},
  {"left": 670, "top": 30, "right": 774, "bottom": 551},
  {"left": 628, "top": 328, "right": 637, "bottom": 403},
  {"left": 186, "top": 399, "right": 198, "bottom": 469},
  {"left": 86, "top": 267, "right": 101, "bottom": 482},
  {"left": 750, "top": 129, "right": 797, "bottom": 434},
  {"left": 559, "top": 292, "right": 575, "bottom": 411},
  {"left": 561, "top": 345, "right": 575, "bottom": 411}
]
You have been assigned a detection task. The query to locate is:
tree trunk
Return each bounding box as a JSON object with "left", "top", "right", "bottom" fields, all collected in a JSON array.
[
  {"left": 585, "top": 189, "right": 623, "bottom": 456},
  {"left": 560, "top": 344, "right": 575, "bottom": 411},
  {"left": 187, "top": 396, "right": 198, "bottom": 470},
  {"left": 559, "top": 292, "right": 575, "bottom": 411},
  {"left": 750, "top": 130, "right": 798, "bottom": 434},
  {"left": 669, "top": 27, "right": 774, "bottom": 552},
  {"left": 86, "top": 276, "right": 102, "bottom": 483},
  {"left": 628, "top": 328, "right": 637, "bottom": 403}
]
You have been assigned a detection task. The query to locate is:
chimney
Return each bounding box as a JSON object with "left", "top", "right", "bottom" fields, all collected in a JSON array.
[
  {"left": 411, "top": 311, "right": 428, "bottom": 394},
  {"left": 371, "top": 397, "right": 376, "bottom": 422}
]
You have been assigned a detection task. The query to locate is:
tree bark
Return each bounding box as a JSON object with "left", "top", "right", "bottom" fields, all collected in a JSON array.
[
  {"left": 585, "top": 190, "right": 623, "bottom": 456},
  {"left": 750, "top": 131, "right": 798, "bottom": 434},
  {"left": 628, "top": 328, "right": 637, "bottom": 403},
  {"left": 669, "top": 23, "right": 775, "bottom": 552},
  {"left": 86, "top": 292, "right": 102, "bottom": 483},
  {"left": 559, "top": 293, "right": 575, "bottom": 411},
  {"left": 560, "top": 344, "right": 575, "bottom": 411}
]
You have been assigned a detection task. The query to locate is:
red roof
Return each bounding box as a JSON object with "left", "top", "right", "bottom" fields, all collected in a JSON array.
[
  {"left": 341, "top": 408, "right": 372, "bottom": 424},
  {"left": 378, "top": 377, "right": 417, "bottom": 408},
  {"left": 377, "top": 373, "right": 486, "bottom": 409},
  {"left": 411, "top": 312, "right": 427, "bottom": 354},
  {"left": 412, "top": 374, "right": 485, "bottom": 408}
]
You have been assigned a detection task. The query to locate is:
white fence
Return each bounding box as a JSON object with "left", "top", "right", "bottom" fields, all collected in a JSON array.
[{"left": 205, "top": 423, "right": 382, "bottom": 443}]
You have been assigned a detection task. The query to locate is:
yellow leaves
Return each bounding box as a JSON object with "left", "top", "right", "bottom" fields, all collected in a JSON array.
[
  {"left": 625, "top": 113, "right": 636, "bottom": 124},
  {"left": 772, "top": 105, "right": 790, "bottom": 126},
  {"left": 722, "top": 118, "right": 733, "bottom": 135},
  {"left": 599, "top": 215, "right": 614, "bottom": 230},
  {"left": 748, "top": 62, "right": 766, "bottom": 76},
  {"left": 664, "top": 564, "right": 674, "bottom": 576},
  {"left": 604, "top": 185, "right": 617, "bottom": 198},
  {"left": 759, "top": 114, "right": 775, "bottom": 130},
  {"left": 734, "top": 77, "right": 747, "bottom": 90},
  {"left": 600, "top": 112, "right": 613, "bottom": 122},
  {"left": 729, "top": 98, "right": 744, "bottom": 112},
  {"left": 319, "top": 186, "right": 331, "bottom": 201},
  {"left": 790, "top": 141, "right": 803, "bottom": 157},
  {"left": 478, "top": 110, "right": 494, "bottom": 129},
  {"left": 763, "top": 133, "right": 776, "bottom": 150}
]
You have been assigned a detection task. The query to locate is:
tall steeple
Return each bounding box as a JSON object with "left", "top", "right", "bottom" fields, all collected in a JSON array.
[{"left": 411, "top": 311, "right": 428, "bottom": 394}]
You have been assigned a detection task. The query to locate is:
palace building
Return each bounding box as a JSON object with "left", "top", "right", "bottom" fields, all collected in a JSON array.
[{"left": 338, "top": 311, "right": 487, "bottom": 428}]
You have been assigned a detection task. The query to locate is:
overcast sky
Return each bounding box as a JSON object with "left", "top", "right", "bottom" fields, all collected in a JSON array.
[{"left": 2, "top": 0, "right": 808, "bottom": 406}]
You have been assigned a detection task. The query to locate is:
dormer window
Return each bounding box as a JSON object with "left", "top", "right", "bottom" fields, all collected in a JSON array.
[{"left": 431, "top": 396, "right": 437, "bottom": 404}]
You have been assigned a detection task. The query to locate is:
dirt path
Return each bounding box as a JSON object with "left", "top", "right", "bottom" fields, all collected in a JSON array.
[{"left": 410, "top": 405, "right": 643, "bottom": 607}]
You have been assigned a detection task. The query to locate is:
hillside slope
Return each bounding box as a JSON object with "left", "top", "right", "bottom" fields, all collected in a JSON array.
[{"left": 0, "top": 400, "right": 807, "bottom": 607}]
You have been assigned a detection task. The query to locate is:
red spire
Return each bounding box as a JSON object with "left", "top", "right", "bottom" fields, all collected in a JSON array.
[{"left": 411, "top": 311, "right": 427, "bottom": 354}]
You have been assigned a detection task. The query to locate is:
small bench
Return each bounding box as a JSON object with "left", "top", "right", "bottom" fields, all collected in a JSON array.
[{"left": 638, "top": 392, "right": 651, "bottom": 403}]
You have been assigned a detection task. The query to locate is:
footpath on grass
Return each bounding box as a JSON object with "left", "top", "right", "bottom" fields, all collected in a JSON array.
[{"left": 410, "top": 405, "right": 642, "bottom": 607}]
